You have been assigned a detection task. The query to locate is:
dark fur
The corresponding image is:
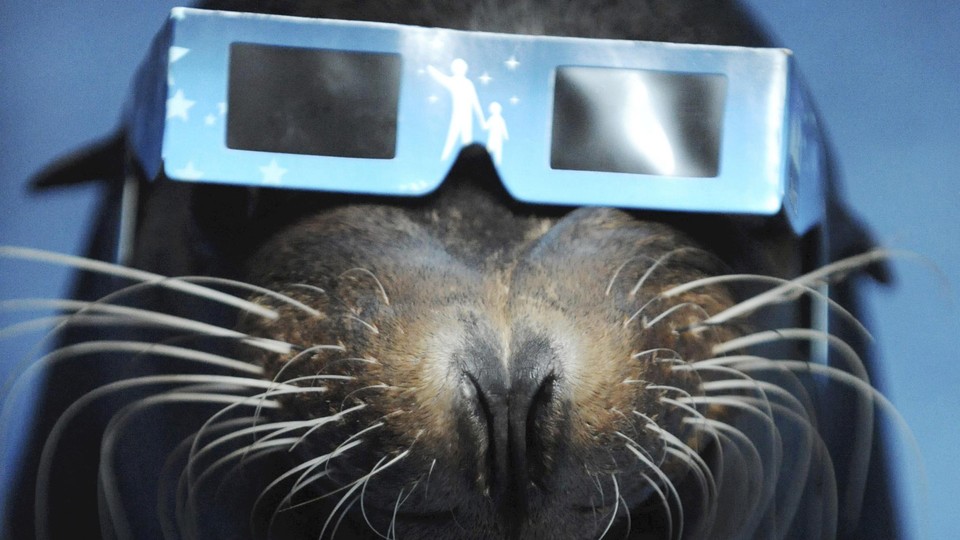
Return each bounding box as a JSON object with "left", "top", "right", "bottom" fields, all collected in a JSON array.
[{"left": 4, "top": 1, "right": 898, "bottom": 539}]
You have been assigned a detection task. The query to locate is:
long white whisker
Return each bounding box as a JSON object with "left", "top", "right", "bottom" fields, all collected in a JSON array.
[
  {"left": 637, "top": 413, "right": 716, "bottom": 511},
  {"left": 0, "top": 340, "right": 264, "bottom": 440},
  {"left": 389, "top": 486, "right": 405, "bottom": 540},
  {"left": 713, "top": 328, "right": 868, "bottom": 381},
  {"left": 597, "top": 474, "right": 620, "bottom": 540},
  {"left": 617, "top": 433, "right": 683, "bottom": 540},
  {"left": 249, "top": 439, "right": 363, "bottom": 535},
  {"left": 289, "top": 404, "right": 366, "bottom": 451},
  {"left": 683, "top": 250, "right": 893, "bottom": 325},
  {"left": 684, "top": 357, "right": 818, "bottom": 422},
  {"left": 2, "top": 298, "right": 292, "bottom": 354},
  {"left": 0, "top": 246, "right": 278, "bottom": 319},
  {"left": 697, "top": 346, "right": 870, "bottom": 528},
  {"left": 361, "top": 455, "right": 395, "bottom": 540},
  {"left": 249, "top": 344, "right": 345, "bottom": 436},
  {"left": 701, "top": 380, "right": 807, "bottom": 417},
  {"left": 319, "top": 422, "right": 386, "bottom": 488},
  {"left": 642, "top": 302, "right": 704, "bottom": 330},
  {"left": 696, "top": 417, "right": 767, "bottom": 534},
  {"left": 35, "top": 374, "right": 282, "bottom": 538},
  {"left": 705, "top": 357, "right": 925, "bottom": 505},
  {"left": 658, "top": 273, "right": 871, "bottom": 339},
  {"left": 160, "top": 416, "right": 256, "bottom": 538},
  {"left": 329, "top": 495, "right": 361, "bottom": 540},
  {"left": 185, "top": 385, "right": 331, "bottom": 489},
  {"left": 98, "top": 391, "right": 277, "bottom": 540},
  {"left": 180, "top": 275, "right": 321, "bottom": 316},
  {"left": 319, "top": 449, "right": 411, "bottom": 539}
]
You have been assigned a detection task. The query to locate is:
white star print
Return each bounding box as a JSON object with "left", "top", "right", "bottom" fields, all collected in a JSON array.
[
  {"left": 169, "top": 46, "right": 190, "bottom": 63},
  {"left": 509, "top": 96, "right": 520, "bottom": 105},
  {"left": 478, "top": 72, "right": 492, "bottom": 85},
  {"left": 428, "top": 95, "right": 439, "bottom": 104},
  {"left": 167, "top": 89, "right": 195, "bottom": 121},
  {"left": 217, "top": 102, "right": 227, "bottom": 115},
  {"left": 173, "top": 161, "right": 203, "bottom": 180},
  {"left": 260, "top": 159, "right": 288, "bottom": 184},
  {"left": 505, "top": 55, "right": 520, "bottom": 70},
  {"left": 204, "top": 114, "right": 216, "bottom": 126}
]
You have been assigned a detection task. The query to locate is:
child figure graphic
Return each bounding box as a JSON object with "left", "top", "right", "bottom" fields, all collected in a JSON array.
[
  {"left": 483, "top": 101, "right": 509, "bottom": 165},
  {"left": 427, "top": 58, "right": 486, "bottom": 161}
]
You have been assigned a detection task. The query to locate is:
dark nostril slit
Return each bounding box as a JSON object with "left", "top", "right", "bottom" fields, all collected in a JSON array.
[
  {"left": 459, "top": 371, "right": 502, "bottom": 494},
  {"left": 526, "top": 372, "right": 558, "bottom": 485}
]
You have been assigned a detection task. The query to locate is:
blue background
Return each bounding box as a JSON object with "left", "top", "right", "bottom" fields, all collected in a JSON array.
[{"left": 1, "top": 1, "right": 957, "bottom": 537}]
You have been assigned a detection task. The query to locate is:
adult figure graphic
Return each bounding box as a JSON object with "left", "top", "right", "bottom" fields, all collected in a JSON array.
[{"left": 427, "top": 58, "right": 485, "bottom": 161}]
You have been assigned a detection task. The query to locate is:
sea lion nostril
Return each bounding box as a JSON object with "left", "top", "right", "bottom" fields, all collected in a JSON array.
[
  {"left": 454, "top": 336, "right": 568, "bottom": 511},
  {"left": 525, "top": 372, "right": 560, "bottom": 485}
]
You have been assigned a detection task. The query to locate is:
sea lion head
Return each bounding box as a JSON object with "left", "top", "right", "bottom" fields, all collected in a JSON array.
[{"left": 7, "top": 1, "right": 894, "bottom": 539}]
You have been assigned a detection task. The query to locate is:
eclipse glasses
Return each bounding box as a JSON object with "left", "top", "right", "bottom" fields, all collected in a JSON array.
[{"left": 126, "top": 7, "right": 827, "bottom": 234}]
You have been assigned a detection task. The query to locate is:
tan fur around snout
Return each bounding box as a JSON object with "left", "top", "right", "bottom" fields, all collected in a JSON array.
[{"left": 237, "top": 188, "right": 742, "bottom": 537}]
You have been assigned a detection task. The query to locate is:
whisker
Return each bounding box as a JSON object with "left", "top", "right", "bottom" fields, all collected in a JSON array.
[
  {"left": 319, "top": 422, "right": 386, "bottom": 488},
  {"left": 604, "top": 255, "right": 655, "bottom": 297},
  {"left": 249, "top": 439, "right": 363, "bottom": 534},
  {"left": 637, "top": 413, "right": 716, "bottom": 500},
  {"left": 319, "top": 449, "right": 411, "bottom": 540},
  {"left": 701, "top": 341, "right": 872, "bottom": 523},
  {"left": 703, "top": 356, "right": 925, "bottom": 521},
  {"left": 192, "top": 437, "right": 305, "bottom": 505},
  {"left": 685, "top": 250, "right": 893, "bottom": 326},
  {"left": 424, "top": 458, "right": 437, "bottom": 498},
  {"left": 2, "top": 298, "right": 292, "bottom": 354},
  {"left": 659, "top": 273, "right": 871, "bottom": 339},
  {"left": 0, "top": 246, "right": 278, "bottom": 319},
  {"left": 344, "top": 314, "right": 380, "bottom": 335},
  {"left": 696, "top": 417, "right": 767, "bottom": 534},
  {"left": 360, "top": 455, "right": 395, "bottom": 540},
  {"left": 629, "top": 247, "right": 710, "bottom": 298},
  {"left": 713, "top": 328, "right": 867, "bottom": 379},
  {"left": 36, "top": 373, "right": 283, "bottom": 535},
  {"left": 190, "top": 419, "right": 317, "bottom": 474},
  {"left": 631, "top": 348, "right": 682, "bottom": 362},
  {"left": 184, "top": 385, "right": 332, "bottom": 488},
  {"left": 159, "top": 416, "right": 257, "bottom": 538},
  {"left": 596, "top": 473, "right": 620, "bottom": 540},
  {"left": 288, "top": 283, "right": 327, "bottom": 295},
  {"left": 288, "top": 403, "right": 367, "bottom": 451},
  {"left": 182, "top": 276, "right": 321, "bottom": 316},
  {"left": 682, "top": 358, "right": 817, "bottom": 422},
  {"left": 0, "top": 313, "right": 125, "bottom": 341},
  {"left": 340, "top": 267, "right": 391, "bottom": 306},
  {"left": 329, "top": 495, "right": 361, "bottom": 540},
  {"left": 616, "top": 433, "right": 682, "bottom": 540},
  {"left": 0, "top": 340, "right": 264, "bottom": 439},
  {"left": 389, "top": 486, "right": 405, "bottom": 540},
  {"left": 253, "top": 344, "right": 346, "bottom": 430},
  {"left": 700, "top": 380, "right": 807, "bottom": 417},
  {"left": 97, "top": 391, "right": 279, "bottom": 540}
]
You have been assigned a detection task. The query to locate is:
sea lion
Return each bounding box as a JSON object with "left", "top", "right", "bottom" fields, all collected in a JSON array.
[{"left": 1, "top": 0, "right": 899, "bottom": 538}]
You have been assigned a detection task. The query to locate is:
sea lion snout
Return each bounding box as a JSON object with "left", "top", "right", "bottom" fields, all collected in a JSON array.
[
  {"left": 234, "top": 195, "right": 741, "bottom": 537},
  {"left": 454, "top": 327, "right": 566, "bottom": 508}
]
